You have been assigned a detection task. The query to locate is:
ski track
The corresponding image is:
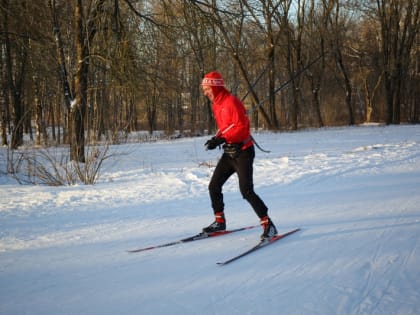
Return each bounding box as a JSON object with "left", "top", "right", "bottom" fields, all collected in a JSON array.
[{"left": 0, "top": 125, "right": 420, "bottom": 315}]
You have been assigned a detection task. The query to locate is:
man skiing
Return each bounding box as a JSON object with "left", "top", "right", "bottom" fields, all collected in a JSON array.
[{"left": 201, "top": 71, "right": 278, "bottom": 240}]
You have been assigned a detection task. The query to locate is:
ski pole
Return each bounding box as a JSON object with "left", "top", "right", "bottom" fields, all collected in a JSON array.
[
  {"left": 247, "top": 53, "right": 324, "bottom": 115},
  {"left": 215, "top": 123, "right": 235, "bottom": 138}
]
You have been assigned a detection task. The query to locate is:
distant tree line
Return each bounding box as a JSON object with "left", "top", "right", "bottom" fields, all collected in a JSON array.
[{"left": 1, "top": 0, "right": 419, "bottom": 162}]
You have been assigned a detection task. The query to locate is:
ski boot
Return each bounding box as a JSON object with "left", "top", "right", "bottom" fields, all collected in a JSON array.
[
  {"left": 260, "top": 216, "right": 278, "bottom": 240},
  {"left": 203, "top": 212, "right": 226, "bottom": 233}
]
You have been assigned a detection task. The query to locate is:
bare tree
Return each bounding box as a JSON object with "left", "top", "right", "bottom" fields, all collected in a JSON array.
[
  {"left": 375, "top": 0, "right": 420, "bottom": 124},
  {"left": 71, "top": 0, "right": 106, "bottom": 162},
  {"left": 325, "top": 0, "right": 355, "bottom": 125},
  {"left": 191, "top": 0, "right": 274, "bottom": 129},
  {"left": 49, "top": 0, "right": 73, "bottom": 145},
  {"left": 242, "top": 0, "right": 286, "bottom": 129},
  {"left": 2, "top": 0, "right": 28, "bottom": 149},
  {"left": 350, "top": 19, "right": 384, "bottom": 123},
  {"left": 281, "top": 0, "right": 304, "bottom": 130},
  {"left": 305, "top": 0, "right": 327, "bottom": 128},
  {"left": 1, "top": 25, "right": 10, "bottom": 146}
]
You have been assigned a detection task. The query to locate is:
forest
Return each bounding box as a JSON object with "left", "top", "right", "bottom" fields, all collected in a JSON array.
[{"left": 1, "top": 0, "right": 419, "bottom": 163}]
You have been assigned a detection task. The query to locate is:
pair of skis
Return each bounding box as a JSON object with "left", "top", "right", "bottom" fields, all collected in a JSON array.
[{"left": 127, "top": 225, "right": 300, "bottom": 265}]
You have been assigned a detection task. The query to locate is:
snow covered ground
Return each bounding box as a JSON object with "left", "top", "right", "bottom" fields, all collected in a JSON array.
[{"left": 1, "top": 125, "right": 419, "bottom": 315}]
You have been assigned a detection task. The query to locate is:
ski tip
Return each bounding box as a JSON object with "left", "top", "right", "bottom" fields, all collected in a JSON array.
[{"left": 127, "top": 249, "right": 143, "bottom": 253}]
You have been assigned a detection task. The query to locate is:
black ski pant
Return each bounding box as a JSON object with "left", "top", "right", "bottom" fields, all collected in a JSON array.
[{"left": 208, "top": 145, "right": 268, "bottom": 219}]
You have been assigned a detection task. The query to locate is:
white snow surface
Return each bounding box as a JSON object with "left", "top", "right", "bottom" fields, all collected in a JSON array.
[{"left": 1, "top": 125, "right": 420, "bottom": 315}]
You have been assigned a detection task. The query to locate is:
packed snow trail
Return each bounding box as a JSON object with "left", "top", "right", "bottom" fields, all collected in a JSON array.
[{"left": 0, "top": 125, "right": 420, "bottom": 315}]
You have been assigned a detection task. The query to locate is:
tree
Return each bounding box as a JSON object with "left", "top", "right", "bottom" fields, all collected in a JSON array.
[
  {"left": 71, "top": 0, "right": 106, "bottom": 162},
  {"left": 192, "top": 0, "right": 274, "bottom": 129},
  {"left": 49, "top": 0, "right": 73, "bottom": 145},
  {"left": 242, "top": 0, "right": 286, "bottom": 129},
  {"left": 351, "top": 19, "right": 384, "bottom": 123},
  {"left": 375, "top": 0, "right": 420, "bottom": 124},
  {"left": 2, "top": 0, "right": 28, "bottom": 149},
  {"left": 325, "top": 0, "right": 355, "bottom": 125}
]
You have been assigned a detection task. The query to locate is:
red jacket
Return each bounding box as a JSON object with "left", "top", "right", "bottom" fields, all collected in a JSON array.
[{"left": 212, "top": 88, "right": 253, "bottom": 150}]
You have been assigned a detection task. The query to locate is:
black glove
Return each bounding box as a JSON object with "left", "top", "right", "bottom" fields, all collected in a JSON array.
[{"left": 205, "top": 136, "right": 225, "bottom": 150}]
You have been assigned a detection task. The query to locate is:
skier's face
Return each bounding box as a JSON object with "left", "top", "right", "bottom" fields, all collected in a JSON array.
[{"left": 202, "top": 85, "right": 215, "bottom": 102}]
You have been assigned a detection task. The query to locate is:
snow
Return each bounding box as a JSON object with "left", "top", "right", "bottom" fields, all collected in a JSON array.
[{"left": 1, "top": 125, "right": 420, "bottom": 315}]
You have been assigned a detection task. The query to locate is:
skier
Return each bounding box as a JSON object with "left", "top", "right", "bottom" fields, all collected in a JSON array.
[{"left": 201, "top": 71, "right": 278, "bottom": 240}]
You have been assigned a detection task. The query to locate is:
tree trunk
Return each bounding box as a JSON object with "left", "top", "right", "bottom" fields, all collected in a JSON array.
[
  {"left": 70, "top": 0, "right": 87, "bottom": 162},
  {"left": 71, "top": 0, "right": 105, "bottom": 161},
  {"left": 1, "top": 45, "right": 9, "bottom": 146},
  {"left": 335, "top": 48, "right": 354, "bottom": 125},
  {"left": 49, "top": 0, "right": 73, "bottom": 145},
  {"left": 3, "top": 0, "right": 27, "bottom": 149}
]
